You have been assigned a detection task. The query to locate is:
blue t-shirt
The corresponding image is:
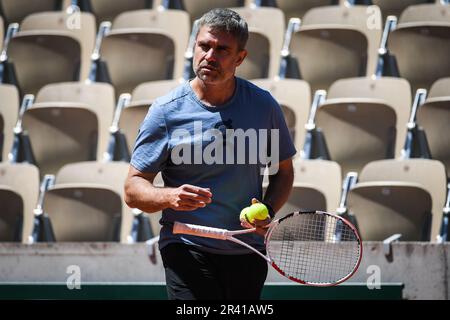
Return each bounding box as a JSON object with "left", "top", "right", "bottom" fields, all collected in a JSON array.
[{"left": 131, "top": 77, "right": 296, "bottom": 254}]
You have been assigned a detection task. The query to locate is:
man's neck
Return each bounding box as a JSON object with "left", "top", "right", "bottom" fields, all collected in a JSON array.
[{"left": 191, "top": 77, "right": 236, "bottom": 107}]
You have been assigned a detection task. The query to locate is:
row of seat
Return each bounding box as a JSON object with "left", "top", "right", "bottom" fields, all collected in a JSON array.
[
  {"left": 0, "top": 0, "right": 440, "bottom": 26},
  {"left": 0, "top": 158, "right": 447, "bottom": 244},
  {"left": 1, "top": 76, "right": 449, "bottom": 177},
  {"left": 1, "top": 3, "right": 450, "bottom": 98}
]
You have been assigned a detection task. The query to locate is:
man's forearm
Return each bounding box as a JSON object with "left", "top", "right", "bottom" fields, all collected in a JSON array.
[
  {"left": 263, "top": 168, "right": 294, "bottom": 215},
  {"left": 124, "top": 176, "right": 174, "bottom": 213}
]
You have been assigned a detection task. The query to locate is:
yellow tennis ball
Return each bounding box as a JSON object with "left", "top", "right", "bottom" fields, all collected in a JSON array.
[{"left": 240, "top": 203, "right": 269, "bottom": 224}]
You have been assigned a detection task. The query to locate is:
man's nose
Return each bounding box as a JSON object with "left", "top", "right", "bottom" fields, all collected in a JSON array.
[{"left": 204, "top": 48, "right": 216, "bottom": 61}]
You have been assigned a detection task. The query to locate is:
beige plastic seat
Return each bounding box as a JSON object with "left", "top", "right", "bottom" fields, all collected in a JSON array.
[
  {"left": 81, "top": 0, "right": 149, "bottom": 24},
  {"left": 153, "top": 0, "right": 245, "bottom": 25},
  {"left": 0, "top": 0, "right": 61, "bottom": 24},
  {"left": 263, "top": 159, "right": 342, "bottom": 217},
  {"left": 0, "top": 84, "right": 19, "bottom": 161},
  {"left": 372, "top": 0, "right": 432, "bottom": 20},
  {"left": 348, "top": 159, "right": 447, "bottom": 241},
  {"left": 231, "top": 7, "right": 284, "bottom": 79},
  {"left": 388, "top": 3, "right": 450, "bottom": 92},
  {"left": 274, "top": 0, "right": 337, "bottom": 24},
  {"left": 416, "top": 78, "right": 450, "bottom": 176},
  {"left": 100, "top": 9, "right": 189, "bottom": 96},
  {"left": 0, "top": 163, "right": 40, "bottom": 243},
  {"left": 290, "top": 5, "right": 382, "bottom": 93},
  {"left": 120, "top": 79, "right": 183, "bottom": 153},
  {"left": 316, "top": 77, "right": 412, "bottom": 174},
  {"left": 250, "top": 78, "right": 311, "bottom": 153},
  {"left": 21, "top": 82, "right": 115, "bottom": 176},
  {"left": 7, "top": 11, "right": 96, "bottom": 95},
  {"left": 45, "top": 161, "right": 133, "bottom": 242}
]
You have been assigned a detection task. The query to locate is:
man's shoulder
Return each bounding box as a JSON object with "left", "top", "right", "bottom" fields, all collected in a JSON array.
[{"left": 153, "top": 81, "right": 190, "bottom": 108}]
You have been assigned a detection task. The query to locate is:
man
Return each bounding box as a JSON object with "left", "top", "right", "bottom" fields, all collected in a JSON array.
[{"left": 124, "top": 8, "right": 295, "bottom": 300}]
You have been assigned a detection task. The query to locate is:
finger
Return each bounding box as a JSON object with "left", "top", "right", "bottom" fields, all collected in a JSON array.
[
  {"left": 182, "top": 185, "right": 213, "bottom": 197},
  {"left": 179, "top": 198, "right": 207, "bottom": 208},
  {"left": 240, "top": 220, "right": 254, "bottom": 229},
  {"left": 251, "top": 198, "right": 259, "bottom": 205},
  {"left": 253, "top": 217, "right": 271, "bottom": 228},
  {"left": 179, "top": 192, "right": 212, "bottom": 203}
]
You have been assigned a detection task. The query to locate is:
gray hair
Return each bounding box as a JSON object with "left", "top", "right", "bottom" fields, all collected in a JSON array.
[{"left": 197, "top": 8, "right": 249, "bottom": 50}]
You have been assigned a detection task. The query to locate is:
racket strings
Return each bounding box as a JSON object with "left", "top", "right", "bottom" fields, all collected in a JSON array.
[{"left": 267, "top": 212, "right": 361, "bottom": 285}]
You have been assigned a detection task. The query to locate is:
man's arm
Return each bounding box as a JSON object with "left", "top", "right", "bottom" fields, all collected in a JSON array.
[
  {"left": 263, "top": 157, "right": 294, "bottom": 215},
  {"left": 124, "top": 165, "right": 212, "bottom": 213}
]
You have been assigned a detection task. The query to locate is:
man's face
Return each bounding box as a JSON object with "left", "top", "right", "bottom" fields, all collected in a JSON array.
[{"left": 193, "top": 26, "right": 247, "bottom": 85}]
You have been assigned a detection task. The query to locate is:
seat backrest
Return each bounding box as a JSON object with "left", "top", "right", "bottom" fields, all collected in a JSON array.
[
  {"left": 87, "top": 0, "right": 149, "bottom": 23},
  {"left": 0, "top": 187, "right": 23, "bottom": 241},
  {"left": 0, "top": 163, "right": 40, "bottom": 243},
  {"left": 328, "top": 77, "right": 412, "bottom": 158},
  {"left": 111, "top": 9, "right": 190, "bottom": 80},
  {"left": 231, "top": 7, "right": 285, "bottom": 79},
  {"left": 416, "top": 78, "right": 450, "bottom": 176},
  {"left": 44, "top": 184, "right": 123, "bottom": 241},
  {"left": 427, "top": 77, "right": 450, "bottom": 97},
  {"left": 35, "top": 82, "right": 115, "bottom": 160},
  {"left": 163, "top": 0, "right": 245, "bottom": 24},
  {"left": 20, "top": 11, "right": 97, "bottom": 80},
  {"left": 302, "top": 5, "right": 382, "bottom": 78},
  {"left": 275, "top": 0, "right": 336, "bottom": 22},
  {"left": 0, "top": 0, "right": 60, "bottom": 24},
  {"left": 250, "top": 79, "right": 311, "bottom": 153},
  {"left": 293, "top": 159, "right": 342, "bottom": 212},
  {"left": 349, "top": 181, "right": 433, "bottom": 240},
  {"left": 399, "top": 3, "right": 450, "bottom": 23},
  {"left": 0, "top": 84, "right": 19, "bottom": 161},
  {"left": 372, "top": 0, "right": 431, "bottom": 20},
  {"left": 359, "top": 159, "right": 447, "bottom": 241},
  {"left": 55, "top": 161, "right": 133, "bottom": 242}
]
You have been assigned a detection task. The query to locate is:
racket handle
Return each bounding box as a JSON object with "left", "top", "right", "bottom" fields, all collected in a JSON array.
[{"left": 173, "top": 222, "right": 228, "bottom": 240}]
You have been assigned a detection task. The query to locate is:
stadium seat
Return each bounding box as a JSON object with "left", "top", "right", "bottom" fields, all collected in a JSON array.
[
  {"left": 272, "top": 0, "right": 337, "bottom": 24},
  {"left": 0, "top": 162, "right": 39, "bottom": 243},
  {"left": 0, "top": 0, "right": 62, "bottom": 24},
  {"left": 348, "top": 159, "right": 447, "bottom": 241},
  {"left": 371, "top": 0, "right": 434, "bottom": 20},
  {"left": 388, "top": 2, "right": 450, "bottom": 92},
  {"left": 264, "top": 159, "right": 342, "bottom": 216},
  {"left": 99, "top": 9, "right": 189, "bottom": 96},
  {"left": 250, "top": 78, "right": 311, "bottom": 153},
  {"left": 0, "top": 84, "right": 19, "bottom": 162},
  {"left": 21, "top": 82, "right": 115, "bottom": 176},
  {"left": 153, "top": 0, "right": 245, "bottom": 25},
  {"left": 7, "top": 11, "right": 96, "bottom": 95},
  {"left": 288, "top": 4, "right": 382, "bottom": 93},
  {"left": 416, "top": 77, "right": 450, "bottom": 176},
  {"left": 45, "top": 161, "right": 134, "bottom": 242},
  {"left": 120, "top": 79, "right": 182, "bottom": 154},
  {"left": 231, "top": 7, "right": 284, "bottom": 79},
  {"left": 315, "top": 77, "right": 412, "bottom": 174},
  {"left": 78, "top": 0, "right": 150, "bottom": 25}
]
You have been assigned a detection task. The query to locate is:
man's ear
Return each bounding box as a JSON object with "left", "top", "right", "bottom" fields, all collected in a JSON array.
[{"left": 235, "top": 49, "right": 247, "bottom": 67}]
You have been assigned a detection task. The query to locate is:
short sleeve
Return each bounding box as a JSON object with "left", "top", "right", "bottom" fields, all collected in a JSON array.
[
  {"left": 270, "top": 95, "right": 297, "bottom": 162},
  {"left": 130, "top": 101, "right": 170, "bottom": 173}
]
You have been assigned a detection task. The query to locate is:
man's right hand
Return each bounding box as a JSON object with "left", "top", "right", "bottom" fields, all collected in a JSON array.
[{"left": 167, "top": 184, "right": 212, "bottom": 211}]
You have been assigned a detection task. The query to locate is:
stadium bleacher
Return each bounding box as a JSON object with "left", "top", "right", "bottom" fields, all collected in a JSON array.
[{"left": 0, "top": 0, "right": 450, "bottom": 301}]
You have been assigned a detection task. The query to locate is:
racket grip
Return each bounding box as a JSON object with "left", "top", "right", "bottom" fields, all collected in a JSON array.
[{"left": 173, "top": 222, "right": 228, "bottom": 240}]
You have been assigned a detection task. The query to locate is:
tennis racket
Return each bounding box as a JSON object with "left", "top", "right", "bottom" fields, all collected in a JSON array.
[{"left": 173, "top": 210, "right": 362, "bottom": 286}]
